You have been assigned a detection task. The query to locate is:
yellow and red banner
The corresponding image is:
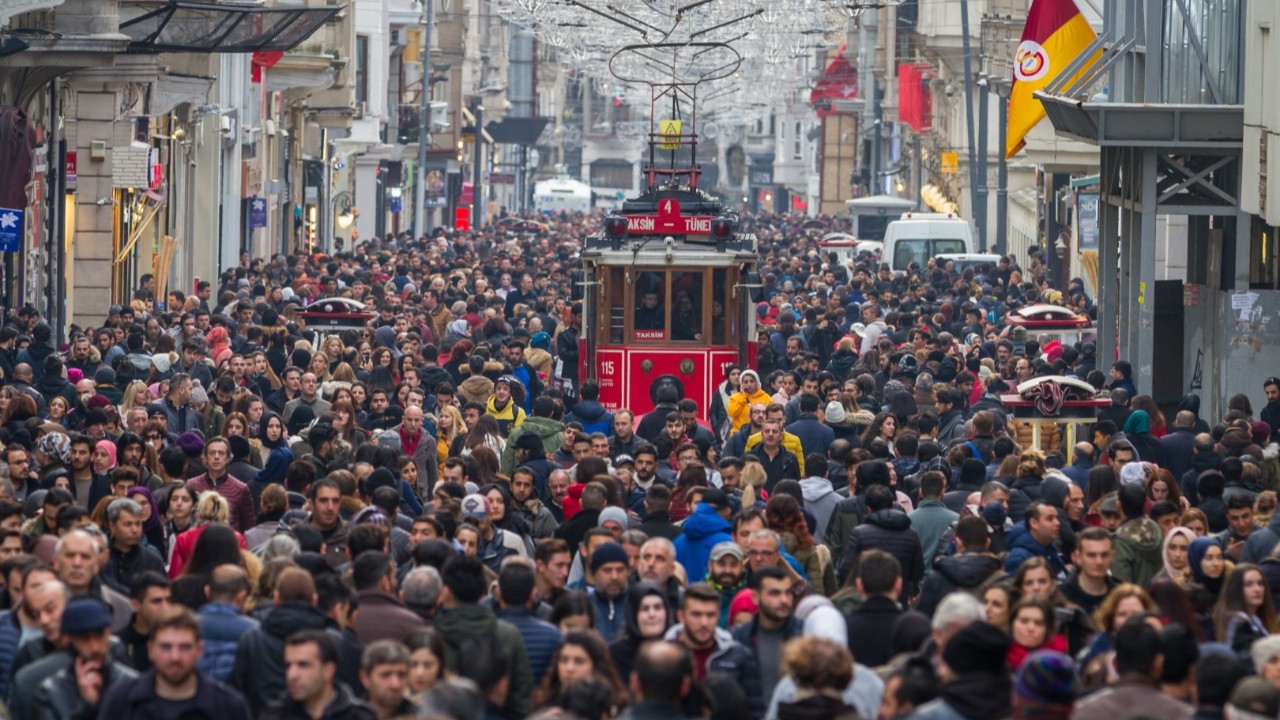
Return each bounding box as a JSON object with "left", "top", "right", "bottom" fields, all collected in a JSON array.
[{"left": 1006, "top": 0, "right": 1098, "bottom": 158}]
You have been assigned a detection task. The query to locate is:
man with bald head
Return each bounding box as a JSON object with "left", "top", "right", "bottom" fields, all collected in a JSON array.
[
  {"left": 628, "top": 641, "right": 698, "bottom": 718},
  {"left": 1062, "top": 442, "right": 1095, "bottom": 489},
  {"left": 1161, "top": 410, "right": 1198, "bottom": 481},
  {"left": 393, "top": 405, "right": 439, "bottom": 496},
  {"left": 198, "top": 564, "right": 257, "bottom": 682},
  {"left": 9, "top": 363, "right": 47, "bottom": 417}
]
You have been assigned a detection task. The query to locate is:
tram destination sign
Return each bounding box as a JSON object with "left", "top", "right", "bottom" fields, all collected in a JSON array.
[
  {"left": 624, "top": 198, "right": 713, "bottom": 235},
  {"left": 625, "top": 214, "right": 713, "bottom": 235}
]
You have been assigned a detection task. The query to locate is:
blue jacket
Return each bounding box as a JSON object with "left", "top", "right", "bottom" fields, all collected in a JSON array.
[
  {"left": 565, "top": 400, "right": 614, "bottom": 436},
  {"left": 786, "top": 414, "right": 835, "bottom": 461},
  {"left": 674, "top": 503, "right": 734, "bottom": 581},
  {"left": 497, "top": 606, "right": 562, "bottom": 686},
  {"left": 1061, "top": 459, "right": 1092, "bottom": 489},
  {"left": 1004, "top": 521, "right": 1066, "bottom": 576},
  {"left": 588, "top": 587, "right": 627, "bottom": 642},
  {"left": 197, "top": 603, "right": 259, "bottom": 682}
]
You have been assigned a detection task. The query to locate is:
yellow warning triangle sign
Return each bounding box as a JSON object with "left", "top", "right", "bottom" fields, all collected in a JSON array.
[{"left": 658, "top": 119, "right": 682, "bottom": 150}]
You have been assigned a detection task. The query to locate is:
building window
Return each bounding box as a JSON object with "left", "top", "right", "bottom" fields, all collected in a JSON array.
[
  {"left": 590, "top": 159, "right": 632, "bottom": 188},
  {"left": 355, "top": 35, "right": 369, "bottom": 105},
  {"left": 793, "top": 121, "right": 803, "bottom": 159}
]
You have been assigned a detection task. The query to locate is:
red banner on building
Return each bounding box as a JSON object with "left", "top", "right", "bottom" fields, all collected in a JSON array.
[
  {"left": 898, "top": 63, "right": 935, "bottom": 132},
  {"left": 809, "top": 41, "right": 857, "bottom": 119}
]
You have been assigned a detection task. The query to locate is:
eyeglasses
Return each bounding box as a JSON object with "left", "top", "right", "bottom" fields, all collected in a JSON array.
[{"left": 146, "top": 434, "right": 163, "bottom": 441}]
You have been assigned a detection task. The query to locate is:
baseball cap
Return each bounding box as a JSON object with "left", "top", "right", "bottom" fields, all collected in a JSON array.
[
  {"left": 613, "top": 454, "right": 636, "bottom": 468},
  {"left": 710, "top": 541, "right": 744, "bottom": 563},
  {"left": 460, "top": 493, "right": 491, "bottom": 519}
]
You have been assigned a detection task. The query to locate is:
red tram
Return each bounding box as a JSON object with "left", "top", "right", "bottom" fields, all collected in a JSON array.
[{"left": 576, "top": 43, "right": 758, "bottom": 421}]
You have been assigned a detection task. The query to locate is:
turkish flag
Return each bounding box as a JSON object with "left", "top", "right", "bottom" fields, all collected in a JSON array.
[
  {"left": 251, "top": 51, "right": 284, "bottom": 83},
  {"left": 809, "top": 41, "right": 858, "bottom": 119}
]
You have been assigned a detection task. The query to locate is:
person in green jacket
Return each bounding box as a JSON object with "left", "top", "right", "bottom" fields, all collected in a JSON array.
[{"left": 435, "top": 554, "right": 534, "bottom": 719}]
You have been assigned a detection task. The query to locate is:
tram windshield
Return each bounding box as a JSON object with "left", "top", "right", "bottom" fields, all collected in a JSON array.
[{"left": 600, "top": 266, "right": 740, "bottom": 346}]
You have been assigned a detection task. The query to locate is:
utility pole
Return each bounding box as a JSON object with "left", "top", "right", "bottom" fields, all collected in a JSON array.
[
  {"left": 858, "top": 8, "right": 878, "bottom": 192},
  {"left": 959, "top": 0, "right": 979, "bottom": 241},
  {"left": 412, "top": 0, "right": 435, "bottom": 241},
  {"left": 977, "top": 71, "right": 990, "bottom": 251},
  {"left": 996, "top": 81, "right": 1009, "bottom": 256},
  {"left": 471, "top": 101, "right": 485, "bottom": 226}
]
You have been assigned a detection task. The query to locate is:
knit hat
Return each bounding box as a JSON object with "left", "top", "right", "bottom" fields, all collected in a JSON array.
[
  {"left": 94, "top": 367, "right": 116, "bottom": 386},
  {"left": 227, "top": 434, "right": 251, "bottom": 460},
  {"left": 67, "top": 368, "right": 83, "bottom": 385},
  {"left": 1252, "top": 421, "right": 1272, "bottom": 448},
  {"left": 83, "top": 408, "right": 109, "bottom": 427},
  {"left": 942, "top": 622, "right": 1009, "bottom": 675},
  {"left": 531, "top": 332, "right": 551, "bottom": 349},
  {"left": 86, "top": 394, "right": 113, "bottom": 411},
  {"left": 824, "top": 401, "right": 846, "bottom": 424},
  {"left": 1015, "top": 650, "right": 1077, "bottom": 707},
  {"left": 710, "top": 541, "right": 744, "bottom": 563},
  {"left": 176, "top": 431, "right": 206, "bottom": 457},
  {"left": 190, "top": 381, "right": 209, "bottom": 406},
  {"left": 589, "top": 541, "right": 630, "bottom": 573},
  {"left": 60, "top": 597, "right": 113, "bottom": 636},
  {"left": 151, "top": 353, "right": 172, "bottom": 374},
  {"left": 376, "top": 430, "right": 402, "bottom": 451},
  {"left": 145, "top": 402, "right": 167, "bottom": 418},
  {"left": 728, "top": 588, "right": 757, "bottom": 619},
  {"left": 598, "top": 506, "right": 628, "bottom": 529}
]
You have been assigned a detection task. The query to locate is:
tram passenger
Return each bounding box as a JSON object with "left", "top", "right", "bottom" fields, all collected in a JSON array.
[
  {"left": 672, "top": 290, "right": 701, "bottom": 341},
  {"left": 636, "top": 291, "right": 665, "bottom": 331}
]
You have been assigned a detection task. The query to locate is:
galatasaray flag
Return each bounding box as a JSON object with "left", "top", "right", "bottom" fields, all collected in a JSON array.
[{"left": 1005, "top": 0, "right": 1098, "bottom": 158}]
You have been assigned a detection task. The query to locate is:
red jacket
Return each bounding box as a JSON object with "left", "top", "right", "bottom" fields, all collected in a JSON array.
[{"left": 169, "top": 524, "right": 247, "bottom": 579}]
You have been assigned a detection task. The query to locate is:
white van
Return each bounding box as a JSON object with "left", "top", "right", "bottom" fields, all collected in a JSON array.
[{"left": 883, "top": 212, "right": 976, "bottom": 272}]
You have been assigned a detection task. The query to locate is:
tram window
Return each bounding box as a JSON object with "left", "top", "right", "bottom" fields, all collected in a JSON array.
[
  {"left": 671, "top": 271, "right": 703, "bottom": 341},
  {"left": 712, "top": 269, "right": 727, "bottom": 345},
  {"left": 634, "top": 271, "right": 666, "bottom": 338}
]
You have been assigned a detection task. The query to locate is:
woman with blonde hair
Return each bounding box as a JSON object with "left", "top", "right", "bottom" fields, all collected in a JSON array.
[
  {"left": 121, "top": 381, "right": 152, "bottom": 413},
  {"left": 308, "top": 351, "right": 332, "bottom": 383},
  {"left": 167, "top": 491, "right": 246, "bottom": 579},
  {"left": 740, "top": 457, "right": 768, "bottom": 509},
  {"left": 436, "top": 404, "right": 465, "bottom": 473}
]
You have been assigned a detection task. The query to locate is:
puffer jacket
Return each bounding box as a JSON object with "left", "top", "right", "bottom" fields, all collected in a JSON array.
[
  {"left": 1006, "top": 475, "right": 1045, "bottom": 524},
  {"left": 916, "top": 552, "right": 1006, "bottom": 617},
  {"left": 838, "top": 508, "right": 925, "bottom": 597},
  {"left": 664, "top": 624, "right": 764, "bottom": 717},
  {"left": 198, "top": 602, "right": 259, "bottom": 682},
  {"left": 565, "top": 400, "right": 614, "bottom": 436},
  {"left": 1112, "top": 517, "right": 1165, "bottom": 587},
  {"left": 1003, "top": 521, "right": 1067, "bottom": 576},
  {"left": 674, "top": 503, "right": 734, "bottom": 581},
  {"left": 229, "top": 601, "right": 327, "bottom": 710}
]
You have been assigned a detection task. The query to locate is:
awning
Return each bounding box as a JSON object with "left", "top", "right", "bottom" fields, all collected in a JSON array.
[{"left": 121, "top": 2, "right": 343, "bottom": 54}]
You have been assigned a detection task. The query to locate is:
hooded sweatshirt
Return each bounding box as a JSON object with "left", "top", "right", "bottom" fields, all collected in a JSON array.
[
  {"left": 609, "top": 583, "right": 673, "bottom": 682},
  {"left": 799, "top": 476, "right": 841, "bottom": 542},
  {"left": 674, "top": 503, "right": 734, "bottom": 582},
  {"left": 434, "top": 604, "right": 534, "bottom": 718}
]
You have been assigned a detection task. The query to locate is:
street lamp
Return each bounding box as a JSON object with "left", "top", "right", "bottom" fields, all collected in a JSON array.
[{"left": 333, "top": 191, "right": 355, "bottom": 230}]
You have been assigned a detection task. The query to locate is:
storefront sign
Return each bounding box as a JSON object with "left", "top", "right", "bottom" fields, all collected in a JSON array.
[
  {"left": 0, "top": 208, "right": 23, "bottom": 252},
  {"left": 249, "top": 197, "right": 267, "bottom": 229},
  {"left": 66, "top": 152, "right": 77, "bottom": 182},
  {"left": 940, "top": 152, "right": 959, "bottom": 174},
  {"left": 1077, "top": 192, "right": 1099, "bottom": 249}
]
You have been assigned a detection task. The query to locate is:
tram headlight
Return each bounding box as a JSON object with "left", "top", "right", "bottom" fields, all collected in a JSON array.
[{"left": 711, "top": 216, "right": 735, "bottom": 240}]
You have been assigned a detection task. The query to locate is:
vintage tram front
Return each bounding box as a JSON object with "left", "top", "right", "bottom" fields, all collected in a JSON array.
[{"left": 579, "top": 189, "right": 758, "bottom": 423}]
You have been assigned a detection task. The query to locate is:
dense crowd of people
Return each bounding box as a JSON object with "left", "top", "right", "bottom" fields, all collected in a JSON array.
[{"left": 0, "top": 211, "right": 1275, "bottom": 720}]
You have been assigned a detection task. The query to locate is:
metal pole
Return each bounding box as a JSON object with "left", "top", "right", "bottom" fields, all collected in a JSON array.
[
  {"left": 413, "top": 0, "right": 436, "bottom": 240},
  {"left": 976, "top": 74, "right": 989, "bottom": 251},
  {"left": 959, "top": 0, "right": 978, "bottom": 229},
  {"left": 913, "top": 133, "right": 922, "bottom": 207},
  {"left": 471, "top": 102, "right": 484, "bottom": 226},
  {"left": 858, "top": 11, "right": 874, "bottom": 190},
  {"left": 996, "top": 84, "right": 1008, "bottom": 256}
]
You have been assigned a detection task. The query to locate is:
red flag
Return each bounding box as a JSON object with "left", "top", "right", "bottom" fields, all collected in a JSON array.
[{"left": 810, "top": 42, "right": 858, "bottom": 119}]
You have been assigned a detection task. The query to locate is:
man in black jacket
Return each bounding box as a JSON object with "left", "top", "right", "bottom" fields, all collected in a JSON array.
[
  {"left": 916, "top": 517, "right": 1005, "bottom": 617},
  {"left": 261, "top": 630, "right": 376, "bottom": 720},
  {"left": 845, "top": 550, "right": 905, "bottom": 667},
  {"left": 838, "top": 485, "right": 924, "bottom": 600},
  {"left": 230, "top": 567, "right": 330, "bottom": 710}
]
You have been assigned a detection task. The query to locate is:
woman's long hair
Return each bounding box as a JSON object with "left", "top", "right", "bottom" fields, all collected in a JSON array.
[
  {"left": 182, "top": 523, "right": 245, "bottom": 578},
  {"left": 1214, "top": 563, "right": 1278, "bottom": 640},
  {"left": 533, "top": 630, "right": 626, "bottom": 709},
  {"left": 765, "top": 493, "right": 814, "bottom": 551}
]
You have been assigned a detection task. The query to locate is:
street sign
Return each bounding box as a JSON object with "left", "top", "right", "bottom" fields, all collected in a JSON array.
[
  {"left": 490, "top": 172, "right": 515, "bottom": 184},
  {"left": 455, "top": 207, "right": 470, "bottom": 231},
  {"left": 0, "top": 208, "right": 21, "bottom": 252},
  {"left": 941, "top": 151, "right": 959, "bottom": 174},
  {"left": 659, "top": 119, "right": 682, "bottom": 150},
  {"left": 66, "top": 152, "right": 77, "bottom": 182}
]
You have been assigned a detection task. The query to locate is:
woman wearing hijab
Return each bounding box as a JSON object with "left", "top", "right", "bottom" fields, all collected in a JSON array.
[
  {"left": 1157, "top": 526, "right": 1196, "bottom": 583},
  {"left": 92, "top": 439, "right": 117, "bottom": 475},
  {"left": 608, "top": 582, "right": 673, "bottom": 683},
  {"left": 1186, "top": 535, "right": 1231, "bottom": 638},
  {"left": 251, "top": 446, "right": 294, "bottom": 514},
  {"left": 1123, "top": 410, "right": 1168, "bottom": 468},
  {"left": 128, "top": 486, "right": 167, "bottom": 552}
]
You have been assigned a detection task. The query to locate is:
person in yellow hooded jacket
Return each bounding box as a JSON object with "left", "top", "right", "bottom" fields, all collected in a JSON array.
[{"left": 727, "top": 369, "right": 772, "bottom": 433}]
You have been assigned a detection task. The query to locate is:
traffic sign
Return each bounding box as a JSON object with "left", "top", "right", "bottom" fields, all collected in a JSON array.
[{"left": 659, "top": 119, "right": 682, "bottom": 150}]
